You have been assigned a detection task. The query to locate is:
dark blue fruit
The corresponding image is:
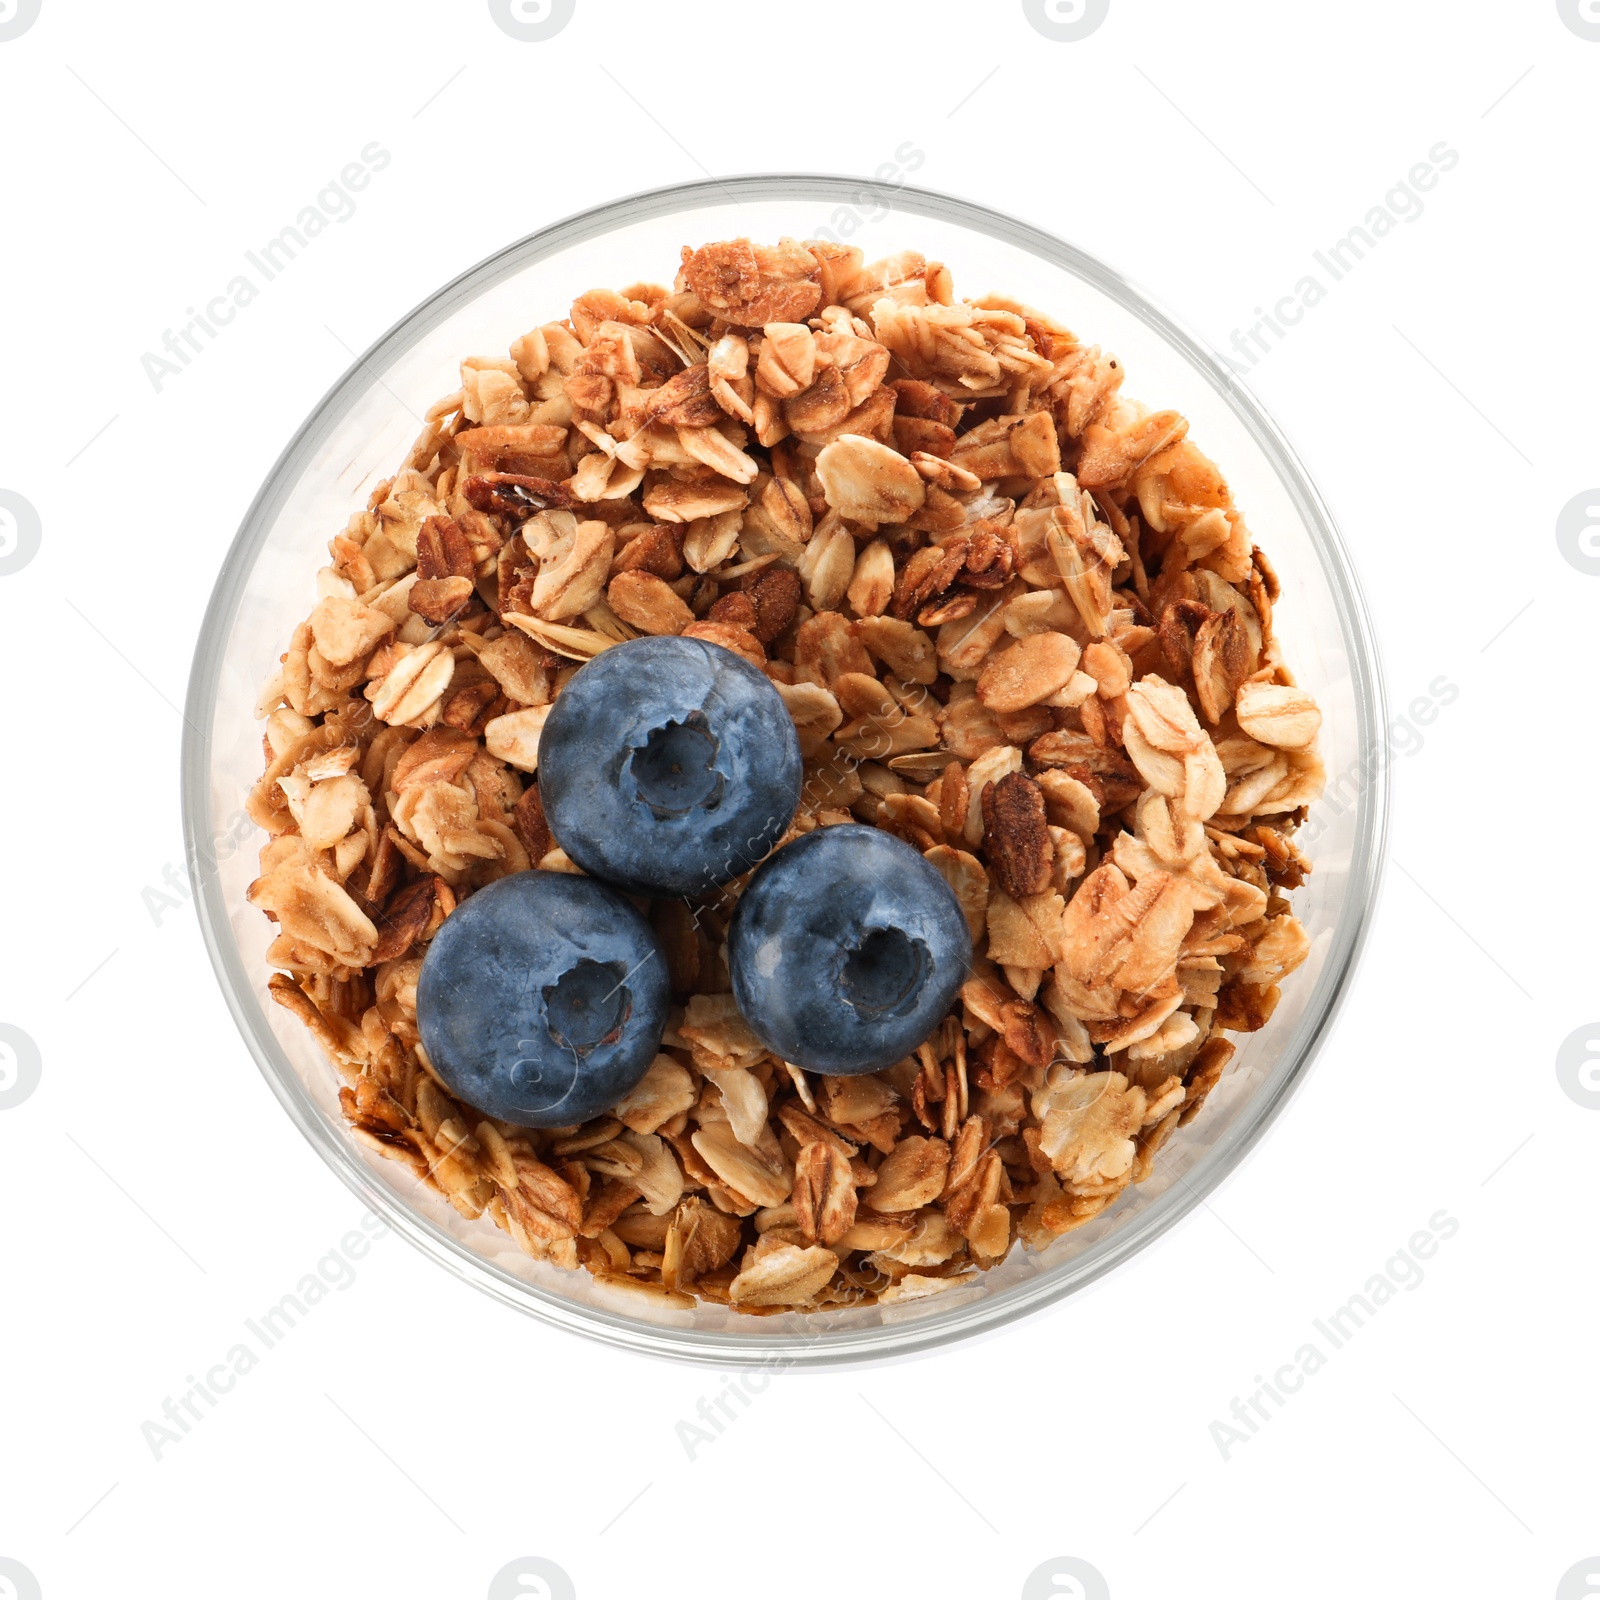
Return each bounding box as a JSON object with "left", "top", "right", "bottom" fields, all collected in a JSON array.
[
  {"left": 537, "top": 636, "right": 803, "bottom": 898},
  {"left": 728, "top": 824, "right": 972, "bottom": 1076},
  {"left": 416, "top": 870, "right": 669, "bottom": 1128}
]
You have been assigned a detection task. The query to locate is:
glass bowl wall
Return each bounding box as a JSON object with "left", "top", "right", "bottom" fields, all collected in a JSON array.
[{"left": 183, "top": 176, "right": 1386, "bottom": 1366}]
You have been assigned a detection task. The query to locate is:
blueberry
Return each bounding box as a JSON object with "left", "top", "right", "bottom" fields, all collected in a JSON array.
[
  {"left": 416, "top": 870, "right": 669, "bottom": 1128},
  {"left": 728, "top": 824, "right": 972, "bottom": 1076},
  {"left": 538, "top": 636, "right": 803, "bottom": 898}
]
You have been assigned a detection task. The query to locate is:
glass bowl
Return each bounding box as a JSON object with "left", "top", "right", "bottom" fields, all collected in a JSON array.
[{"left": 182, "top": 175, "right": 1386, "bottom": 1367}]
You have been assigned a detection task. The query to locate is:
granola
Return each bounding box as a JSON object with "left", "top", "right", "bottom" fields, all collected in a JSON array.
[{"left": 250, "top": 237, "right": 1323, "bottom": 1312}]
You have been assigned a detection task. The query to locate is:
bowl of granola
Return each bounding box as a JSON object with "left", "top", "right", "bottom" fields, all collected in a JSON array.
[{"left": 183, "top": 176, "right": 1386, "bottom": 1365}]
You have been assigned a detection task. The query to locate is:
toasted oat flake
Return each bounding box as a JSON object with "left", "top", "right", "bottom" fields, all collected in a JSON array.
[
  {"left": 252, "top": 233, "right": 1324, "bottom": 1309},
  {"left": 1234, "top": 680, "right": 1323, "bottom": 749}
]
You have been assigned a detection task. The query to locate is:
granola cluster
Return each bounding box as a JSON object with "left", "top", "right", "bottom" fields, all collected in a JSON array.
[{"left": 249, "top": 237, "right": 1324, "bottom": 1313}]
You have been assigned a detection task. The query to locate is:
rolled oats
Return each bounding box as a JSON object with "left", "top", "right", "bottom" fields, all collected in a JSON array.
[
  {"left": 976, "top": 631, "right": 1083, "bottom": 713},
  {"left": 866, "top": 1136, "right": 951, "bottom": 1213},
  {"left": 1233, "top": 680, "right": 1323, "bottom": 749},
  {"left": 606, "top": 569, "right": 695, "bottom": 636},
  {"left": 253, "top": 235, "right": 1324, "bottom": 1310}
]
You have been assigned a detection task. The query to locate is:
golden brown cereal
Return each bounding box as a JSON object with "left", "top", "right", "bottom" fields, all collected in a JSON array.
[{"left": 251, "top": 236, "right": 1323, "bottom": 1309}]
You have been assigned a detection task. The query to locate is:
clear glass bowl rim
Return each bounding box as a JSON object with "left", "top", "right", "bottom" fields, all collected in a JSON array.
[{"left": 181, "top": 173, "right": 1388, "bottom": 1368}]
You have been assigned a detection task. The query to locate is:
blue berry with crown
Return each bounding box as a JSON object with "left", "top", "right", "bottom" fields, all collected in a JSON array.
[
  {"left": 538, "top": 635, "right": 803, "bottom": 899},
  {"left": 416, "top": 870, "right": 668, "bottom": 1128},
  {"left": 728, "top": 824, "right": 972, "bottom": 1076}
]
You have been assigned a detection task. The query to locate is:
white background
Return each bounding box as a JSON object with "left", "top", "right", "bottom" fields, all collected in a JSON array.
[{"left": 2, "top": 2, "right": 1597, "bottom": 1597}]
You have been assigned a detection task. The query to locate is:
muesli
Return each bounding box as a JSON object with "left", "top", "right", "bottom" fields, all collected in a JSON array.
[{"left": 249, "top": 237, "right": 1323, "bottom": 1312}]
